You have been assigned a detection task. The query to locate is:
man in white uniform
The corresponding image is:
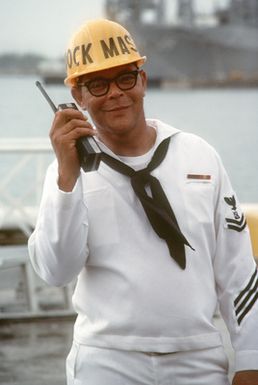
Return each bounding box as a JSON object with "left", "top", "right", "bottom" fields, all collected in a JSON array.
[{"left": 28, "top": 19, "right": 258, "bottom": 385}]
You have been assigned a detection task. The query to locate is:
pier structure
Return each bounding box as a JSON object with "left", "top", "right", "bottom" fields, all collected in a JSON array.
[
  {"left": 0, "top": 138, "right": 52, "bottom": 238},
  {"left": 0, "top": 139, "right": 74, "bottom": 319}
]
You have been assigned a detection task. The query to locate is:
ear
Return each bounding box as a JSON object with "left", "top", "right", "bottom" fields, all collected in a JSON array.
[
  {"left": 71, "top": 87, "right": 86, "bottom": 110},
  {"left": 140, "top": 70, "right": 147, "bottom": 96}
]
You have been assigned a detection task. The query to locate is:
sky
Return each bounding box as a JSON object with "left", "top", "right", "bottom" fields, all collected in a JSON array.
[{"left": 0, "top": 0, "right": 229, "bottom": 58}]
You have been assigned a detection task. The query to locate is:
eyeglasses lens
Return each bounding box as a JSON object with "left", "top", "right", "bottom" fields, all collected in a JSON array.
[{"left": 86, "top": 70, "right": 139, "bottom": 96}]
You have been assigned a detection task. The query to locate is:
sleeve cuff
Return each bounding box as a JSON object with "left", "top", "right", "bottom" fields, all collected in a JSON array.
[
  {"left": 235, "top": 350, "right": 258, "bottom": 371},
  {"left": 55, "top": 176, "right": 83, "bottom": 210}
]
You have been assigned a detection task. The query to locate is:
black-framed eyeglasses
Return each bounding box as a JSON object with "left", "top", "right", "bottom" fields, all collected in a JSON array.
[{"left": 77, "top": 69, "right": 141, "bottom": 97}]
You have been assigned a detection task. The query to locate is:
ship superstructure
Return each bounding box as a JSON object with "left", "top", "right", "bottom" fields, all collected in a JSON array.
[{"left": 105, "top": 0, "right": 258, "bottom": 86}]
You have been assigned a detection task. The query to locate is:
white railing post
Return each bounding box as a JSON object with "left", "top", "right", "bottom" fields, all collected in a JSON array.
[
  {"left": 0, "top": 138, "right": 53, "bottom": 234},
  {"left": 0, "top": 140, "right": 75, "bottom": 317}
]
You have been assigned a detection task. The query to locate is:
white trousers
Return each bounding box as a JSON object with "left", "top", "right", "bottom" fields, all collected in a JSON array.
[{"left": 66, "top": 343, "right": 230, "bottom": 385}]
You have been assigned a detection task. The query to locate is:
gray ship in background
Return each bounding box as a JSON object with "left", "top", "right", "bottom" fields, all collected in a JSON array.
[{"left": 105, "top": 0, "right": 258, "bottom": 87}]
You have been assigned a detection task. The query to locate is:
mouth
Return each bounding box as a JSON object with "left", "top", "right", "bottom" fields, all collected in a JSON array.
[{"left": 104, "top": 105, "right": 130, "bottom": 112}]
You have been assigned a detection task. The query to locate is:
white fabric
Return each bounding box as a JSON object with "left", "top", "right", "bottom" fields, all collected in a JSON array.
[
  {"left": 66, "top": 343, "right": 230, "bottom": 385},
  {"left": 28, "top": 119, "right": 258, "bottom": 372}
]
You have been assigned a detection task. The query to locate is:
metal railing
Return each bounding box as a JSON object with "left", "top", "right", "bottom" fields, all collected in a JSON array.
[
  {"left": 0, "top": 138, "right": 53, "bottom": 236},
  {"left": 0, "top": 138, "right": 74, "bottom": 319}
]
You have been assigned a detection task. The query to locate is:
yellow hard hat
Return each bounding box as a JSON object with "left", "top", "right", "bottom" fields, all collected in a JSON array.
[{"left": 64, "top": 19, "right": 146, "bottom": 87}]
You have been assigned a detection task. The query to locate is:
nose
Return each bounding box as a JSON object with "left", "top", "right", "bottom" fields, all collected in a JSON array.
[{"left": 107, "top": 80, "right": 123, "bottom": 97}]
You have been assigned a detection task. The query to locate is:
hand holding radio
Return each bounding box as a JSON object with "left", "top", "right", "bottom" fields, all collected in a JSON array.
[
  {"left": 50, "top": 108, "right": 95, "bottom": 191},
  {"left": 35, "top": 81, "right": 102, "bottom": 191}
]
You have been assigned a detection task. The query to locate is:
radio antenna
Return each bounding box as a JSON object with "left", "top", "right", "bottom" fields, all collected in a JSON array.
[{"left": 35, "top": 80, "right": 58, "bottom": 113}]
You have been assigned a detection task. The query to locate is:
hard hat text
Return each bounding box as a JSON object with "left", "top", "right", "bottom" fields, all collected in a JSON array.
[
  {"left": 101, "top": 35, "right": 137, "bottom": 59},
  {"left": 66, "top": 35, "right": 138, "bottom": 69},
  {"left": 67, "top": 43, "right": 93, "bottom": 69}
]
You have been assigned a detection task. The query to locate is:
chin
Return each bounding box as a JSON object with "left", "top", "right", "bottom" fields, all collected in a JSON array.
[{"left": 104, "top": 118, "right": 135, "bottom": 135}]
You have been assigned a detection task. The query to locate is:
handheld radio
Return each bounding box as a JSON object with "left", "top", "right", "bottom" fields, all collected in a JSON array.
[{"left": 35, "top": 81, "right": 101, "bottom": 172}]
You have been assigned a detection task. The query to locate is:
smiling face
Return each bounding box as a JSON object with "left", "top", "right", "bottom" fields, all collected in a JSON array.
[{"left": 72, "top": 63, "right": 147, "bottom": 147}]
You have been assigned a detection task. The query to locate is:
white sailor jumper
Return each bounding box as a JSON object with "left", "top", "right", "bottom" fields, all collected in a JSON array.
[{"left": 28, "top": 119, "right": 258, "bottom": 372}]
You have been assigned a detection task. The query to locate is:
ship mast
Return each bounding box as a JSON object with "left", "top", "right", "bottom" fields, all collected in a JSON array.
[
  {"left": 177, "top": 0, "right": 195, "bottom": 26},
  {"left": 105, "top": 0, "right": 165, "bottom": 24}
]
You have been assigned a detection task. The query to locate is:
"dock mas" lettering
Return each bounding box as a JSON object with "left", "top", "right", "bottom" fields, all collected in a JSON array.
[
  {"left": 67, "top": 43, "right": 93, "bottom": 68},
  {"left": 67, "top": 35, "right": 138, "bottom": 69},
  {"left": 101, "top": 35, "right": 137, "bottom": 58}
]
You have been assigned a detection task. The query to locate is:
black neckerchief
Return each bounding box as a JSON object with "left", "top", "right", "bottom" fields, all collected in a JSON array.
[{"left": 101, "top": 137, "right": 194, "bottom": 269}]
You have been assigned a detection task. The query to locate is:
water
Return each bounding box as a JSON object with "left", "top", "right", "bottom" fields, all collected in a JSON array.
[
  {"left": 0, "top": 75, "right": 258, "bottom": 203},
  {"left": 0, "top": 318, "right": 73, "bottom": 385}
]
